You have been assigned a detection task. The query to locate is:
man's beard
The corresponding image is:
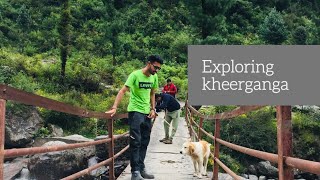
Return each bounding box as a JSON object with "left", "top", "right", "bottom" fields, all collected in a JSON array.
[{"left": 149, "top": 68, "right": 156, "bottom": 75}]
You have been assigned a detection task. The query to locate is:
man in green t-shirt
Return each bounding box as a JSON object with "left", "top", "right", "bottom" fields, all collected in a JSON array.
[{"left": 106, "top": 55, "right": 163, "bottom": 180}]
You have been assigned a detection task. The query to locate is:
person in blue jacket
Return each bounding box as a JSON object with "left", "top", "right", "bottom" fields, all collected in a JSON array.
[{"left": 155, "top": 93, "right": 181, "bottom": 144}]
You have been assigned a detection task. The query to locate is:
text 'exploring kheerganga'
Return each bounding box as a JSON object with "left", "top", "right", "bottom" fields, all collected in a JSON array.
[{"left": 201, "top": 59, "right": 289, "bottom": 94}]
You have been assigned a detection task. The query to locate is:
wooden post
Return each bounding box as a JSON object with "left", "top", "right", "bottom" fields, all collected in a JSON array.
[
  {"left": 276, "top": 106, "right": 293, "bottom": 180},
  {"left": 198, "top": 117, "right": 204, "bottom": 140},
  {"left": 0, "top": 99, "right": 6, "bottom": 179},
  {"left": 213, "top": 119, "right": 220, "bottom": 180},
  {"left": 108, "top": 119, "right": 115, "bottom": 180},
  {"left": 185, "top": 102, "right": 191, "bottom": 136},
  {"left": 190, "top": 111, "right": 194, "bottom": 141}
]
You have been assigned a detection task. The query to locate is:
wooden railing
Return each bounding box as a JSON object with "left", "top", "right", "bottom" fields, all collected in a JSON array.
[
  {"left": 184, "top": 100, "right": 320, "bottom": 180},
  {"left": 0, "top": 84, "right": 129, "bottom": 180}
]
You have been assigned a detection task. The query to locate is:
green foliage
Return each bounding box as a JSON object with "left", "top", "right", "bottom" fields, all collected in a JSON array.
[
  {"left": 17, "top": 5, "right": 32, "bottom": 29},
  {"left": 10, "top": 72, "right": 38, "bottom": 93},
  {"left": 292, "top": 111, "right": 320, "bottom": 161},
  {"left": 34, "top": 127, "right": 50, "bottom": 138},
  {"left": 197, "top": 106, "right": 277, "bottom": 167},
  {"left": 168, "top": 31, "right": 193, "bottom": 63},
  {"left": 0, "top": 65, "right": 15, "bottom": 84},
  {"left": 1, "top": 1, "right": 320, "bottom": 171},
  {"left": 112, "top": 60, "right": 143, "bottom": 87},
  {"left": 219, "top": 153, "right": 244, "bottom": 173},
  {"left": 39, "top": 109, "right": 96, "bottom": 138},
  {"left": 259, "top": 8, "right": 288, "bottom": 44},
  {"left": 157, "top": 64, "right": 187, "bottom": 99},
  {"left": 58, "top": 0, "right": 72, "bottom": 79},
  {"left": 292, "top": 26, "right": 307, "bottom": 45}
]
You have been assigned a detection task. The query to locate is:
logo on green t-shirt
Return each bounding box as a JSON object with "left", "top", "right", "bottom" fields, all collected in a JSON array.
[{"left": 139, "top": 82, "right": 153, "bottom": 89}]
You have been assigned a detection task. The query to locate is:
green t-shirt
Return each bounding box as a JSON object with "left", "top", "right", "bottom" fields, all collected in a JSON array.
[{"left": 125, "top": 70, "right": 159, "bottom": 114}]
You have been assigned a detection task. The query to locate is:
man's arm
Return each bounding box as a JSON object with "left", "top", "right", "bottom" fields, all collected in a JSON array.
[
  {"left": 105, "top": 85, "right": 129, "bottom": 117},
  {"left": 172, "top": 84, "right": 177, "bottom": 94},
  {"left": 148, "top": 88, "right": 157, "bottom": 118}
]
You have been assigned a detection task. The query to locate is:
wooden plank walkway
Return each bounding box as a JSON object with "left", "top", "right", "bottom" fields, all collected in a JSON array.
[{"left": 117, "top": 111, "right": 213, "bottom": 180}]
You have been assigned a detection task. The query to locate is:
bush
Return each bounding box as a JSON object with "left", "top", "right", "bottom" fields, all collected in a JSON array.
[
  {"left": 219, "top": 153, "right": 244, "bottom": 174},
  {"left": 34, "top": 127, "right": 50, "bottom": 138},
  {"left": 157, "top": 63, "right": 187, "bottom": 99},
  {"left": 9, "top": 71, "right": 39, "bottom": 92},
  {"left": 293, "top": 112, "right": 320, "bottom": 161},
  {"left": 0, "top": 66, "right": 15, "bottom": 84},
  {"left": 197, "top": 106, "right": 277, "bottom": 167},
  {"left": 112, "top": 60, "right": 143, "bottom": 87}
]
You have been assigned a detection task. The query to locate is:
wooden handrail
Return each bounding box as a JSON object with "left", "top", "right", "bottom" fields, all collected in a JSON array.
[
  {"left": 187, "top": 103, "right": 264, "bottom": 120},
  {"left": 0, "top": 84, "right": 130, "bottom": 180},
  {"left": 184, "top": 100, "right": 320, "bottom": 179},
  {"left": 213, "top": 155, "right": 242, "bottom": 180},
  {"left": 0, "top": 99, "right": 5, "bottom": 178},
  {"left": 187, "top": 114, "right": 320, "bottom": 175},
  {"left": 0, "top": 84, "right": 115, "bottom": 119},
  {"left": 4, "top": 132, "right": 129, "bottom": 158}
]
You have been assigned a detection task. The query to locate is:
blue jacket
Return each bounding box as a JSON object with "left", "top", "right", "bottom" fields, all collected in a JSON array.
[{"left": 156, "top": 93, "right": 180, "bottom": 112}]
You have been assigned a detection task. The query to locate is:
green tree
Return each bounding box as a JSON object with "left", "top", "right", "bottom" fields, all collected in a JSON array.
[
  {"left": 17, "top": 5, "right": 32, "bottom": 53},
  {"left": 58, "top": 0, "right": 72, "bottom": 81},
  {"left": 102, "top": 0, "right": 126, "bottom": 65},
  {"left": 292, "top": 26, "right": 307, "bottom": 45},
  {"left": 259, "top": 8, "right": 288, "bottom": 44},
  {"left": 185, "top": 0, "right": 234, "bottom": 39}
]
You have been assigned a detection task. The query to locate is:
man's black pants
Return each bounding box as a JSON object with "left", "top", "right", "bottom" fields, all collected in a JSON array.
[{"left": 128, "top": 112, "right": 152, "bottom": 172}]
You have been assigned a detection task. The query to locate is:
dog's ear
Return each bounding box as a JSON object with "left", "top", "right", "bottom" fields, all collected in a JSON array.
[{"left": 189, "top": 144, "right": 195, "bottom": 154}]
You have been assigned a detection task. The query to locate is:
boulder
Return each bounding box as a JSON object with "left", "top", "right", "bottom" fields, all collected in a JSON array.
[
  {"left": 218, "top": 173, "right": 234, "bottom": 180},
  {"left": 47, "top": 124, "right": 63, "bottom": 137},
  {"left": 256, "top": 161, "right": 278, "bottom": 177},
  {"left": 4, "top": 157, "right": 28, "bottom": 180},
  {"left": 248, "top": 164, "right": 258, "bottom": 175},
  {"left": 5, "top": 105, "right": 44, "bottom": 148},
  {"left": 88, "top": 156, "right": 108, "bottom": 177},
  {"left": 28, "top": 140, "right": 94, "bottom": 179},
  {"left": 95, "top": 134, "right": 129, "bottom": 160},
  {"left": 259, "top": 176, "right": 266, "bottom": 180},
  {"left": 249, "top": 175, "right": 258, "bottom": 180}
]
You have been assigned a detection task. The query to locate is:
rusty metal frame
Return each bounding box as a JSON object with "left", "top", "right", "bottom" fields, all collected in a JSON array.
[
  {"left": 0, "top": 99, "right": 6, "bottom": 178},
  {"left": 187, "top": 104, "right": 265, "bottom": 120},
  {"left": 198, "top": 117, "right": 204, "bottom": 140},
  {"left": 213, "top": 119, "right": 220, "bottom": 180},
  {"left": 0, "top": 84, "right": 130, "bottom": 179},
  {"left": 277, "top": 106, "right": 293, "bottom": 180},
  {"left": 4, "top": 132, "right": 129, "bottom": 158},
  {"left": 108, "top": 118, "right": 115, "bottom": 180},
  {"left": 184, "top": 101, "right": 320, "bottom": 180}
]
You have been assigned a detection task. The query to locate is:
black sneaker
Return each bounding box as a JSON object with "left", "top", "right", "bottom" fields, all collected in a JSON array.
[
  {"left": 159, "top": 138, "right": 168, "bottom": 142},
  {"left": 163, "top": 139, "right": 172, "bottom": 144},
  {"left": 131, "top": 171, "right": 144, "bottom": 180},
  {"left": 141, "top": 169, "right": 155, "bottom": 179}
]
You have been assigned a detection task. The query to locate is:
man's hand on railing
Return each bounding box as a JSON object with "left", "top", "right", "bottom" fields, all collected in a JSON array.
[{"left": 105, "top": 107, "right": 117, "bottom": 117}]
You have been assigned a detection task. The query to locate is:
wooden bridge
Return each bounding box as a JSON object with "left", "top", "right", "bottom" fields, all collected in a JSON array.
[
  {"left": 117, "top": 110, "right": 213, "bottom": 180},
  {"left": 0, "top": 84, "right": 320, "bottom": 180}
]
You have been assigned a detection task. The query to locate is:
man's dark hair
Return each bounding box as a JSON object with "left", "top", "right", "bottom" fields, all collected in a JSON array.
[
  {"left": 155, "top": 93, "right": 162, "bottom": 99},
  {"left": 148, "top": 55, "right": 163, "bottom": 64},
  {"left": 167, "top": 79, "right": 171, "bottom": 83}
]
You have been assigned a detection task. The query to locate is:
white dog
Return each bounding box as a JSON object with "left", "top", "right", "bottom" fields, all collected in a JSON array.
[{"left": 180, "top": 140, "right": 211, "bottom": 178}]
